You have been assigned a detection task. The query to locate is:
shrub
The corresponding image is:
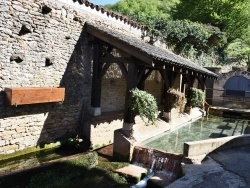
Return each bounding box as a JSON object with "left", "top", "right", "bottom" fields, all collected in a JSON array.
[
  {"left": 167, "top": 88, "right": 186, "bottom": 113},
  {"left": 129, "top": 88, "right": 158, "bottom": 125},
  {"left": 187, "top": 88, "right": 205, "bottom": 107}
]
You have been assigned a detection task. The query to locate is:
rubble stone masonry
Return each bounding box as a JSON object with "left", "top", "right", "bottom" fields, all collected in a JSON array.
[{"left": 0, "top": 0, "right": 162, "bottom": 154}]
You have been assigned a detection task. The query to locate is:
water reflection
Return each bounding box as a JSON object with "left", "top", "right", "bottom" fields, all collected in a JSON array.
[{"left": 142, "top": 116, "right": 248, "bottom": 154}]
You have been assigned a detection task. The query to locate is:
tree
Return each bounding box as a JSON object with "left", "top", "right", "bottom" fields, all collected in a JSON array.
[
  {"left": 173, "top": 0, "right": 250, "bottom": 46},
  {"left": 106, "top": 0, "right": 250, "bottom": 63},
  {"left": 105, "top": 0, "right": 179, "bottom": 20}
]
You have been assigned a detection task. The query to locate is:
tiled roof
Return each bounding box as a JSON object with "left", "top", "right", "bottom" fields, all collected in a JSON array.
[
  {"left": 86, "top": 22, "right": 218, "bottom": 78},
  {"left": 74, "top": 0, "right": 144, "bottom": 30}
]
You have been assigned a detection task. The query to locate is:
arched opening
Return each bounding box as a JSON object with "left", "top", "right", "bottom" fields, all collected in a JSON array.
[{"left": 224, "top": 76, "right": 250, "bottom": 97}]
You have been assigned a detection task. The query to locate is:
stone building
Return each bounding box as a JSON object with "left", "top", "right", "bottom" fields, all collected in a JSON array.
[
  {"left": 206, "top": 67, "right": 250, "bottom": 109},
  {"left": 0, "top": 0, "right": 216, "bottom": 155}
]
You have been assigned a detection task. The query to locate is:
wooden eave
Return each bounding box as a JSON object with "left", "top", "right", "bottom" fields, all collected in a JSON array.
[{"left": 86, "top": 23, "right": 218, "bottom": 79}]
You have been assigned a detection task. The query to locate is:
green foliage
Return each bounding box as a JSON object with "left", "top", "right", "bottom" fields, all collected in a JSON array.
[
  {"left": 106, "top": 0, "right": 179, "bottom": 20},
  {"left": 107, "top": 0, "right": 250, "bottom": 65},
  {"left": 154, "top": 19, "right": 225, "bottom": 53},
  {"left": 143, "top": 18, "right": 225, "bottom": 66},
  {"left": 106, "top": 0, "right": 226, "bottom": 66},
  {"left": 173, "top": 0, "right": 250, "bottom": 61},
  {"left": 129, "top": 88, "right": 158, "bottom": 125},
  {"left": 226, "top": 40, "right": 250, "bottom": 59},
  {"left": 167, "top": 88, "right": 186, "bottom": 113},
  {"left": 187, "top": 88, "right": 205, "bottom": 107},
  {"left": 173, "top": 0, "right": 250, "bottom": 36}
]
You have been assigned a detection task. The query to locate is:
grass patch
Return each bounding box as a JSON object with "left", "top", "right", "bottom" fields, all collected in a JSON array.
[{"left": 0, "top": 152, "right": 132, "bottom": 188}]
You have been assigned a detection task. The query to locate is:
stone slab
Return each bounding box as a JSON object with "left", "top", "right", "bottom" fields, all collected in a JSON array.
[
  {"left": 115, "top": 164, "right": 147, "bottom": 182},
  {"left": 167, "top": 145, "right": 250, "bottom": 188}
]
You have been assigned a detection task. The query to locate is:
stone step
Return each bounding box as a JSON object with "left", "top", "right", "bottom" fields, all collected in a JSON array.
[{"left": 115, "top": 164, "right": 148, "bottom": 183}]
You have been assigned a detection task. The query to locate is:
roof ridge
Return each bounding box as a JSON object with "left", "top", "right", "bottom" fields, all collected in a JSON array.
[{"left": 73, "top": 0, "right": 145, "bottom": 30}]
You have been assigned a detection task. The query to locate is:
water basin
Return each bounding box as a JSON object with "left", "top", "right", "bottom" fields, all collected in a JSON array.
[{"left": 142, "top": 115, "right": 249, "bottom": 153}]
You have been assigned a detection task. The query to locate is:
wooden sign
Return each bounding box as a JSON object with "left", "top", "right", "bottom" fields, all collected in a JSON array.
[{"left": 4, "top": 87, "right": 65, "bottom": 106}]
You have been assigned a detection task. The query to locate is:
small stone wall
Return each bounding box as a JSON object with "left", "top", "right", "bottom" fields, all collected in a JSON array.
[
  {"left": 132, "top": 146, "right": 183, "bottom": 173},
  {"left": 132, "top": 145, "right": 183, "bottom": 187},
  {"left": 184, "top": 135, "right": 250, "bottom": 158}
]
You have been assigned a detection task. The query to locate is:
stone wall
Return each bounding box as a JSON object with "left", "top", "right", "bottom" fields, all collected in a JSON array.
[
  {"left": 212, "top": 69, "right": 250, "bottom": 108},
  {"left": 0, "top": 0, "right": 93, "bottom": 154},
  {"left": 90, "top": 69, "right": 163, "bottom": 149},
  {"left": 0, "top": 0, "right": 148, "bottom": 154},
  {"left": 145, "top": 70, "right": 163, "bottom": 105}
]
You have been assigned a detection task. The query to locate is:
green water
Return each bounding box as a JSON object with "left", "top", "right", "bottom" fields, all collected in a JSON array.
[{"left": 142, "top": 115, "right": 250, "bottom": 154}]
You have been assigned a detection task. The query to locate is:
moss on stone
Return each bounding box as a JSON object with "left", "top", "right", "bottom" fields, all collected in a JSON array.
[
  {"left": 0, "top": 152, "right": 132, "bottom": 188},
  {"left": 0, "top": 142, "right": 61, "bottom": 161}
]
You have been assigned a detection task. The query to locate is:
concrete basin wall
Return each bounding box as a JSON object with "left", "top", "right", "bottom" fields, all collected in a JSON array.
[{"left": 184, "top": 134, "right": 250, "bottom": 157}]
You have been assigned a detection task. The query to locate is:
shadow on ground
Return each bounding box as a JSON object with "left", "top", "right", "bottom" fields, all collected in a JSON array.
[{"left": 0, "top": 153, "right": 131, "bottom": 188}]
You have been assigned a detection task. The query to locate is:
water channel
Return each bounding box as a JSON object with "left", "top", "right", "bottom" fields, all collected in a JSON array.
[{"left": 142, "top": 115, "right": 249, "bottom": 153}]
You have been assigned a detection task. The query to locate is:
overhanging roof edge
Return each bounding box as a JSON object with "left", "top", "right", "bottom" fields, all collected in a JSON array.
[{"left": 86, "top": 22, "right": 218, "bottom": 78}]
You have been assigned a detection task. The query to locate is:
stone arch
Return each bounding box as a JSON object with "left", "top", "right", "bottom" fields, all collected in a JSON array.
[
  {"left": 214, "top": 69, "right": 250, "bottom": 91},
  {"left": 224, "top": 76, "right": 250, "bottom": 97},
  {"left": 224, "top": 76, "right": 250, "bottom": 90},
  {"left": 212, "top": 68, "right": 250, "bottom": 108}
]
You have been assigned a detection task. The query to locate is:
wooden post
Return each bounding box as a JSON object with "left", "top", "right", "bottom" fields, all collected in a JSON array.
[
  {"left": 123, "top": 63, "right": 139, "bottom": 136},
  {"left": 189, "top": 75, "right": 196, "bottom": 88},
  {"left": 197, "top": 76, "right": 206, "bottom": 91},
  {"left": 90, "top": 39, "right": 102, "bottom": 116},
  {"left": 113, "top": 61, "right": 140, "bottom": 162},
  {"left": 160, "top": 69, "right": 176, "bottom": 122},
  {"left": 179, "top": 73, "right": 183, "bottom": 91},
  {"left": 137, "top": 66, "right": 146, "bottom": 90}
]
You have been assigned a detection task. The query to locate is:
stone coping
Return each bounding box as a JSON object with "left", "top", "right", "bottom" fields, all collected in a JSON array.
[
  {"left": 210, "top": 106, "right": 250, "bottom": 113},
  {"left": 184, "top": 134, "right": 250, "bottom": 158}
]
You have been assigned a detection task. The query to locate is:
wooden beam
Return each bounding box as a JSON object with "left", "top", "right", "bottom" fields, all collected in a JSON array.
[
  {"left": 124, "top": 63, "right": 139, "bottom": 124},
  {"left": 100, "top": 46, "right": 129, "bottom": 80},
  {"left": 117, "top": 61, "right": 128, "bottom": 81},
  {"left": 136, "top": 67, "right": 153, "bottom": 86},
  {"left": 87, "top": 25, "right": 153, "bottom": 65},
  {"left": 99, "top": 62, "right": 112, "bottom": 79},
  {"left": 159, "top": 69, "right": 170, "bottom": 88}
]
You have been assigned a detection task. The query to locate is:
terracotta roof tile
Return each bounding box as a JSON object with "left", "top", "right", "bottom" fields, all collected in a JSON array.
[{"left": 72, "top": 0, "right": 144, "bottom": 30}]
